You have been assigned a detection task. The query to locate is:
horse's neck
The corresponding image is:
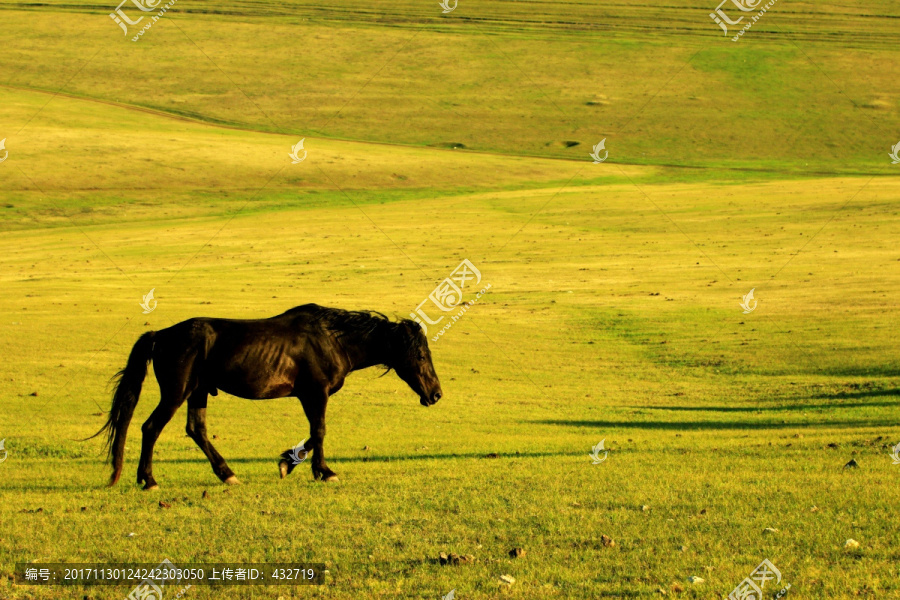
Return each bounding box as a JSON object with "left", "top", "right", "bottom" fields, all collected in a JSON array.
[{"left": 337, "top": 328, "right": 391, "bottom": 372}]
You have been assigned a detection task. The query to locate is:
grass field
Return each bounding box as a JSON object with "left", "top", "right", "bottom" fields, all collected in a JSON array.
[{"left": 1, "top": 1, "right": 900, "bottom": 599}]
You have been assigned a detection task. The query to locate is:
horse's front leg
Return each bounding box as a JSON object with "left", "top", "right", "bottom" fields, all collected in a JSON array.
[{"left": 281, "top": 390, "right": 336, "bottom": 482}]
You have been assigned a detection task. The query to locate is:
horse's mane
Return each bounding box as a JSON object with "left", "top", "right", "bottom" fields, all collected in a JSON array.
[
  {"left": 306, "top": 305, "right": 392, "bottom": 339},
  {"left": 285, "top": 304, "right": 427, "bottom": 360}
]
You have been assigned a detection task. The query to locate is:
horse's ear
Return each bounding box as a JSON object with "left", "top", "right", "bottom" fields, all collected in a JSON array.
[
  {"left": 402, "top": 319, "right": 425, "bottom": 338},
  {"left": 387, "top": 320, "right": 411, "bottom": 350}
]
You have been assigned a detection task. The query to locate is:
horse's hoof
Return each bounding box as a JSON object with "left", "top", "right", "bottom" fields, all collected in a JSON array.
[
  {"left": 224, "top": 476, "right": 241, "bottom": 486},
  {"left": 278, "top": 460, "right": 289, "bottom": 479},
  {"left": 321, "top": 474, "right": 339, "bottom": 483},
  {"left": 143, "top": 483, "right": 159, "bottom": 491}
]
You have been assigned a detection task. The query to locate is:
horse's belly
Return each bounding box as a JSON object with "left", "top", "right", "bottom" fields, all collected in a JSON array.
[
  {"left": 257, "top": 382, "right": 295, "bottom": 399},
  {"left": 211, "top": 349, "right": 301, "bottom": 399},
  {"left": 216, "top": 373, "right": 296, "bottom": 400}
]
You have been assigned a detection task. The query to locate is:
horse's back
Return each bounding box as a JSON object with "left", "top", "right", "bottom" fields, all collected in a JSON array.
[{"left": 151, "top": 305, "right": 331, "bottom": 369}]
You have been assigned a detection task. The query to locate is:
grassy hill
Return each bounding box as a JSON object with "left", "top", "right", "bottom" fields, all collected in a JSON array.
[{"left": 3, "top": 1, "right": 899, "bottom": 170}]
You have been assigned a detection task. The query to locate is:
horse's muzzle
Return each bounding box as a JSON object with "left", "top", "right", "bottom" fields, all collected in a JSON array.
[{"left": 420, "top": 391, "right": 442, "bottom": 407}]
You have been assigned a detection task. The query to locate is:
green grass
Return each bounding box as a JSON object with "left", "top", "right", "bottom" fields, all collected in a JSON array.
[{"left": 1, "top": 1, "right": 900, "bottom": 598}]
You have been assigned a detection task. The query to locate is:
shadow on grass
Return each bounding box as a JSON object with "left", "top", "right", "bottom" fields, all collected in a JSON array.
[
  {"left": 811, "top": 388, "right": 900, "bottom": 400},
  {"left": 152, "top": 450, "right": 584, "bottom": 465},
  {"left": 532, "top": 418, "right": 897, "bottom": 430},
  {"left": 638, "top": 397, "right": 899, "bottom": 413}
]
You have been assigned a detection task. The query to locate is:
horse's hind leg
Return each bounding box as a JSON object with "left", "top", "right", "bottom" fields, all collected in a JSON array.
[
  {"left": 186, "top": 390, "right": 239, "bottom": 485},
  {"left": 137, "top": 390, "right": 185, "bottom": 490}
]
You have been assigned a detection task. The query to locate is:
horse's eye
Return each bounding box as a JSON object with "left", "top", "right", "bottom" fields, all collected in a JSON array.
[{"left": 417, "top": 353, "right": 426, "bottom": 362}]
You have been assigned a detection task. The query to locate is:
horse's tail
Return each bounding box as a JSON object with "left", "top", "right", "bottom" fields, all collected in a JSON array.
[{"left": 93, "top": 331, "right": 155, "bottom": 486}]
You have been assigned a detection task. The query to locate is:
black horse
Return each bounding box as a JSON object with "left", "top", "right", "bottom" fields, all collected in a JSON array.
[{"left": 93, "top": 304, "right": 442, "bottom": 489}]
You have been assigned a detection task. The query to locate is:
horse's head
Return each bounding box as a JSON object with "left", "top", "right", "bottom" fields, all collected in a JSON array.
[{"left": 389, "top": 320, "right": 442, "bottom": 406}]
